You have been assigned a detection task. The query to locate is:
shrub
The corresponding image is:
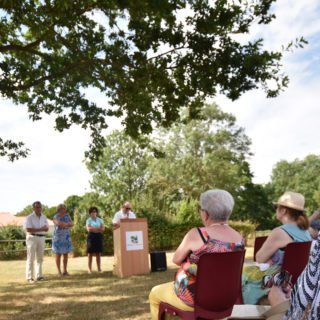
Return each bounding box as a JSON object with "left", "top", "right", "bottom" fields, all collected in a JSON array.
[{"left": 0, "top": 225, "right": 26, "bottom": 260}]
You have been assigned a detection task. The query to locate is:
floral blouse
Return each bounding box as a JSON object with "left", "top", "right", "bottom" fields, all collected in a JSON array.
[{"left": 174, "top": 227, "right": 245, "bottom": 306}]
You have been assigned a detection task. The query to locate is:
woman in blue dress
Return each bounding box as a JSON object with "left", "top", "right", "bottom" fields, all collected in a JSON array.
[
  {"left": 86, "top": 207, "right": 105, "bottom": 273},
  {"left": 52, "top": 204, "right": 73, "bottom": 276}
]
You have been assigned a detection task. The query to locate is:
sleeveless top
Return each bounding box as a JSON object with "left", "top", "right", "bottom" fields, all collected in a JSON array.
[
  {"left": 242, "top": 223, "right": 311, "bottom": 305},
  {"left": 270, "top": 224, "right": 312, "bottom": 266},
  {"left": 174, "top": 227, "right": 245, "bottom": 306}
]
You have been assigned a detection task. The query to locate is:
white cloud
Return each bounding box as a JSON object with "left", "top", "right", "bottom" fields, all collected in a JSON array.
[{"left": 216, "top": 0, "right": 320, "bottom": 184}]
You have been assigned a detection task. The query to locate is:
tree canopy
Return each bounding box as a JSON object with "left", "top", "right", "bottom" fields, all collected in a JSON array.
[
  {"left": 87, "top": 103, "right": 254, "bottom": 220},
  {"left": 269, "top": 154, "right": 320, "bottom": 213},
  {"left": 0, "top": 0, "right": 301, "bottom": 160},
  {"left": 86, "top": 130, "right": 150, "bottom": 214}
]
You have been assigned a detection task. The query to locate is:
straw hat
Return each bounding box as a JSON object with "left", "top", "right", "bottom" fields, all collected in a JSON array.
[{"left": 274, "top": 191, "right": 305, "bottom": 211}]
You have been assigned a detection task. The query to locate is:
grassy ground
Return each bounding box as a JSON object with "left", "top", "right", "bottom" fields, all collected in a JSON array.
[{"left": 0, "top": 248, "right": 253, "bottom": 320}]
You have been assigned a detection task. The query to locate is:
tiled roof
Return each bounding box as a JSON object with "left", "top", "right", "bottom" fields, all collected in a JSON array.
[{"left": 0, "top": 212, "right": 54, "bottom": 227}]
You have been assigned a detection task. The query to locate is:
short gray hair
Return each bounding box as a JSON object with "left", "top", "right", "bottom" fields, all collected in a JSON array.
[
  {"left": 199, "top": 189, "right": 234, "bottom": 221},
  {"left": 57, "top": 203, "right": 66, "bottom": 212}
]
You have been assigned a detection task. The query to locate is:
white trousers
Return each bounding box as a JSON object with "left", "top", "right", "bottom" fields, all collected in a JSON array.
[{"left": 26, "top": 235, "right": 46, "bottom": 280}]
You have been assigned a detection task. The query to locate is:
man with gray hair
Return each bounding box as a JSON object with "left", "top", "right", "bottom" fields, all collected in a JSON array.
[
  {"left": 24, "top": 201, "right": 49, "bottom": 283},
  {"left": 112, "top": 201, "right": 136, "bottom": 228}
]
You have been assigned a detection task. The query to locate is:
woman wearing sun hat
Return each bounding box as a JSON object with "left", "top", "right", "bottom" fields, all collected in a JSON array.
[{"left": 242, "top": 191, "right": 312, "bottom": 305}]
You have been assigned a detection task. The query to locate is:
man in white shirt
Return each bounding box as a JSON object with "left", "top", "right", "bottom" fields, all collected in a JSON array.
[
  {"left": 112, "top": 201, "right": 136, "bottom": 228},
  {"left": 24, "top": 201, "right": 49, "bottom": 283}
]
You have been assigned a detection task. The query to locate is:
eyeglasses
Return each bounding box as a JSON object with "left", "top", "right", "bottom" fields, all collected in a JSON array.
[
  {"left": 273, "top": 204, "right": 278, "bottom": 210},
  {"left": 198, "top": 204, "right": 204, "bottom": 212},
  {"left": 124, "top": 207, "right": 131, "bottom": 210}
]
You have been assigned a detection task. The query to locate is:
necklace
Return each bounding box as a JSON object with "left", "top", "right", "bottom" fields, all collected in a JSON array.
[{"left": 208, "top": 222, "right": 228, "bottom": 227}]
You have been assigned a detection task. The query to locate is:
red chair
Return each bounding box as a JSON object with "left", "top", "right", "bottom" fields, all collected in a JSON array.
[
  {"left": 158, "top": 250, "right": 246, "bottom": 320},
  {"left": 281, "top": 241, "right": 311, "bottom": 285},
  {"left": 254, "top": 236, "right": 311, "bottom": 284},
  {"left": 253, "top": 236, "right": 267, "bottom": 262}
]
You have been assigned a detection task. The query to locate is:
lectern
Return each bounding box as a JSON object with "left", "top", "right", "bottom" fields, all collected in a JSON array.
[{"left": 113, "top": 218, "right": 149, "bottom": 277}]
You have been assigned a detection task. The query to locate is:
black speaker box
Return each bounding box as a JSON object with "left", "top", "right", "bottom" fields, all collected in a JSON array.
[{"left": 150, "top": 251, "right": 167, "bottom": 272}]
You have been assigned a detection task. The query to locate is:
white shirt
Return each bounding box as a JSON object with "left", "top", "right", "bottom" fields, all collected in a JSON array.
[
  {"left": 24, "top": 212, "right": 49, "bottom": 235},
  {"left": 112, "top": 210, "right": 136, "bottom": 224}
]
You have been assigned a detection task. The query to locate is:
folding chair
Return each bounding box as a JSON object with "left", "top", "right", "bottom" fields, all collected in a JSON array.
[
  {"left": 253, "top": 236, "right": 267, "bottom": 262},
  {"left": 281, "top": 241, "right": 311, "bottom": 285},
  {"left": 158, "top": 250, "right": 246, "bottom": 320}
]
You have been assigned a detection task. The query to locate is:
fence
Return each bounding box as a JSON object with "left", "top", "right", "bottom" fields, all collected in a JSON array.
[{"left": 0, "top": 238, "right": 52, "bottom": 254}]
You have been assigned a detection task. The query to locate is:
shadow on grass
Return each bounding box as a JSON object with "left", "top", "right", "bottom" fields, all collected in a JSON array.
[{"left": 0, "top": 268, "right": 177, "bottom": 320}]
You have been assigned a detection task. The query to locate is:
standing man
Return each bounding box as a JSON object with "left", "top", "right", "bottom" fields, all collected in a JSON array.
[
  {"left": 112, "top": 201, "right": 136, "bottom": 228},
  {"left": 24, "top": 201, "right": 49, "bottom": 283}
]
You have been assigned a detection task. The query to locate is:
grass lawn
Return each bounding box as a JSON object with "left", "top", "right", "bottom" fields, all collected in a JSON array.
[{"left": 0, "top": 249, "right": 253, "bottom": 320}]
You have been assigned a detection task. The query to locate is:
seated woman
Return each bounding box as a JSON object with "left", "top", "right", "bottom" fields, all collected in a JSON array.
[
  {"left": 242, "top": 191, "right": 311, "bottom": 305},
  {"left": 149, "top": 189, "right": 245, "bottom": 320},
  {"left": 230, "top": 232, "right": 320, "bottom": 320}
]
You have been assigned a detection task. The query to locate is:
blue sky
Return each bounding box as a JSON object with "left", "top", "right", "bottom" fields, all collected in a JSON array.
[{"left": 0, "top": 0, "right": 320, "bottom": 213}]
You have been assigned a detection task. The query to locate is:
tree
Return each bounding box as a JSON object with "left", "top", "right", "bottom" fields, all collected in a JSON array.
[
  {"left": 16, "top": 203, "right": 56, "bottom": 219},
  {"left": 0, "top": 0, "right": 305, "bottom": 160},
  {"left": 86, "top": 131, "right": 150, "bottom": 214},
  {"left": 233, "top": 182, "right": 277, "bottom": 230},
  {"left": 64, "top": 194, "right": 83, "bottom": 220},
  {"left": 269, "top": 154, "right": 320, "bottom": 213},
  {"left": 147, "top": 103, "right": 253, "bottom": 217}
]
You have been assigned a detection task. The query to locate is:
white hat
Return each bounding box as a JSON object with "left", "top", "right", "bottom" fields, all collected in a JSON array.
[{"left": 274, "top": 191, "right": 305, "bottom": 211}]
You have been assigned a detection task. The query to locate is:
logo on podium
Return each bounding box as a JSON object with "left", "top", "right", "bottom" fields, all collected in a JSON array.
[{"left": 125, "top": 231, "right": 144, "bottom": 251}]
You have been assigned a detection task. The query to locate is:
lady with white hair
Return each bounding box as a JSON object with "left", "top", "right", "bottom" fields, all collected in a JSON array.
[
  {"left": 149, "top": 189, "right": 245, "bottom": 320},
  {"left": 52, "top": 204, "right": 73, "bottom": 276},
  {"left": 242, "top": 191, "right": 312, "bottom": 305}
]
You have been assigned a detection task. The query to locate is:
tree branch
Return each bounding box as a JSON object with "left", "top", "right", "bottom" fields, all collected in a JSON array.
[{"left": 147, "top": 45, "right": 187, "bottom": 61}]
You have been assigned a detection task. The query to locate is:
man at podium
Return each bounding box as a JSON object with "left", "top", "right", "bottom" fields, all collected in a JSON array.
[{"left": 112, "top": 201, "right": 136, "bottom": 228}]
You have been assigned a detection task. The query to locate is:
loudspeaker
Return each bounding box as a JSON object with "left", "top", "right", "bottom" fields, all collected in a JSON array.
[{"left": 150, "top": 251, "right": 167, "bottom": 272}]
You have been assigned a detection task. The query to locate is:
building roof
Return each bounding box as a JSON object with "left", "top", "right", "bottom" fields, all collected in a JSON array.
[{"left": 0, "top": 212, "right": 54, "bottom": 227}]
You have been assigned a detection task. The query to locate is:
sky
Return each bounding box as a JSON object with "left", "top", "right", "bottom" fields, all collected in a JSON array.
[{"left": 1, "top": 0, "right": 320, "bottom": 213}]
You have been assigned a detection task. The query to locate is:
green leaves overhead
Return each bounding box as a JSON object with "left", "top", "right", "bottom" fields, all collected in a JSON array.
[
  {"left": 0, "top": 0, "right": 303, "bottom": 159},
  {"left": 0, "top": 138, "right": 29, "bottom": 161}
]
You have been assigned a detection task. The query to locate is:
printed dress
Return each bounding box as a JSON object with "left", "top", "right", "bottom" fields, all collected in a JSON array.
[
  {"left": 242, "top": 224, "right": 312, "bottom": 305},
  {"left": 174, "top": 227, "right": 245, "bottom": 307},
  {"left": 52, "top": 214, "right": 73, "bottom": 254}
]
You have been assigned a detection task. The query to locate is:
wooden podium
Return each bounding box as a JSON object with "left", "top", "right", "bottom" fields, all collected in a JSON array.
[{"left": 113, "top": 218, "right": 150, "bottom": 277}]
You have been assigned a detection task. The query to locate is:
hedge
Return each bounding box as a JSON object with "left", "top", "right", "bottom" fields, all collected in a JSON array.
[{"left": 71, "top": 220, "right": 256, "bottom": 256}]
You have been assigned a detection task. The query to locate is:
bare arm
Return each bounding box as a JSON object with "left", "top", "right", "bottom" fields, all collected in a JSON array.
[
  {"left": 66, "top": 217, "right": 74, "bottom": 228},
  {"left": 172, "top": 228, "right": 199, "bottom": 266},
  {"left": 87, "top": 225, "right": 99, "bottom": 232},
  {"left": 26, "top": 225, "right": 48, "bottom": 233},
  {"left": 86, "top": 223, "right": 104, "bottom": 233},
  {"left": 268, "top": 285, "right": 291, "bottom": 307},
  {"left": 256, "top": 227, "right": 292, "bottom": 263},
  {"left": 309, "top": 208, "right": 320, "bottom": 222},
  {"left": 53, "top": 216, "right": 73, "bottom": 229}
]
